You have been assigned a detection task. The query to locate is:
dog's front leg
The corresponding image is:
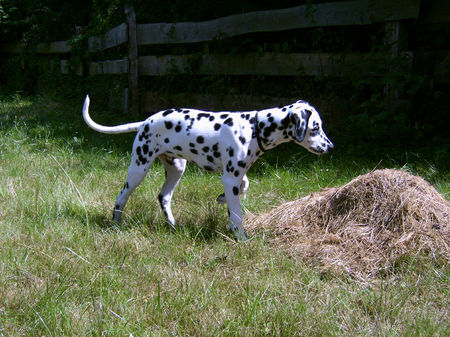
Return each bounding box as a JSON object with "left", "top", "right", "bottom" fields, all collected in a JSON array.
[{"left": 222, "top": 174, "right": 247, "bottom": 241}]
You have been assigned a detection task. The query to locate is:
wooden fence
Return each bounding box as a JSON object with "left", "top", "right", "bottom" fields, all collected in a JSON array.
[{"left": 1, "top": 0, "right": 450, "bottom": 113}]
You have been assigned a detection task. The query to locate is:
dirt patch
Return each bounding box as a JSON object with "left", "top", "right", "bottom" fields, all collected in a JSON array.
[{"left": 247, "top": 169, "right": 449, "bottom": 279}]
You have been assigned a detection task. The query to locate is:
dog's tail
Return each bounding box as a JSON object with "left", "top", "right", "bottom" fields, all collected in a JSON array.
[{"left": 82, "top": 95, "right": 144, "bottom": 134}]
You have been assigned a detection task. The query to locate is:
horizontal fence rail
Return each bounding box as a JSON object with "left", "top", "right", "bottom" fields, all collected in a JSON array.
[
  {"left": 1, "top": 0, "right": 429, "bottom": 54},
  {"left": 87, "top": 52, "right": 395, "bottom": 77},
  {"left": 89, "top": 0, "right": 421, "bottom": 51}
]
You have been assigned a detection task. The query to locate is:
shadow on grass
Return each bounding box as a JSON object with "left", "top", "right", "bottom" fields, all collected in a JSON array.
[
  {"left": 81, "top": 201, "right": 229, "bottom": 243},
  {"left": 0, "top": 94, "right": 137, "bottom": 155}
]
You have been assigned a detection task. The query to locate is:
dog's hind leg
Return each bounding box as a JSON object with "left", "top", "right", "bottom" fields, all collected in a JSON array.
[
  {"left": 113, "top": 150, "right": 155, "bottom": 223},
  {"left": 158, "top": 155, "right": 187, "bottom": 229}
]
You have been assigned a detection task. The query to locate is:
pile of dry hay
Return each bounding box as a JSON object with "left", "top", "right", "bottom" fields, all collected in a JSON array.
[{"left": 247, "top": 169, "right": 449, "bottom": 279}]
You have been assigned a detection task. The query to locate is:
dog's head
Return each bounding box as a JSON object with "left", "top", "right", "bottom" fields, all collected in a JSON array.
[{"left": 288, "top": 101, "right": 334, "bottom": 154}]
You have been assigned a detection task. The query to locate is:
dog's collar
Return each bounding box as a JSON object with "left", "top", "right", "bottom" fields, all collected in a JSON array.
[{"left": 254, "top": 112, "right": 266, "bottom": 152}]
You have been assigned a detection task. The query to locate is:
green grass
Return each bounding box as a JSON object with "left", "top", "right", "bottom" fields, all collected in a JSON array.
[{"left": 0, "top": 95, "right": 448, "bottom": 336}]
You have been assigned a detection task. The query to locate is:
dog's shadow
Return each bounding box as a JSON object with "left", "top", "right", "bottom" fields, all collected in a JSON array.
[{"left": 84, "top": 208, "right": 229, "bottom": 243}]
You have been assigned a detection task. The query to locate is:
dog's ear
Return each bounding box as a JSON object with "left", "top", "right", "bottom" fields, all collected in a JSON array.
[{"left": 293, "top": 109, "right": 311, "bottom": 142}]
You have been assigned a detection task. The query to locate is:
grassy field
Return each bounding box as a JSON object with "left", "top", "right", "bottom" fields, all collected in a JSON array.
[{"left": 0, "top": 95, "right": 448, "bottom": 336}]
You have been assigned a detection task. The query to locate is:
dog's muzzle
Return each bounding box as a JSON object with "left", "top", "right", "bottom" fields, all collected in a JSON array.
[{"left": 310, "top": 137, "right": 334, "bottom": 154}]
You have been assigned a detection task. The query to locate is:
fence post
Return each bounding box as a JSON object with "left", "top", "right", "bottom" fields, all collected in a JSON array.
[{"left": 125, "top": 4, "right": 139, "bottom": 115}]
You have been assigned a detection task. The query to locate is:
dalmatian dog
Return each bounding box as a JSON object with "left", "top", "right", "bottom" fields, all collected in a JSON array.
[{"left": 82, "top": 95, "right": 333, "bottom": 240}]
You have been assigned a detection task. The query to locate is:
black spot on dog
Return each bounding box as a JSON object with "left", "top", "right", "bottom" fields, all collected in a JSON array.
[
  {"left": 233, "top": 186, "right": 239, "bottom": 195},
  {"left": 224, "top": 118, "right": 233, "bottom": 127},
  {"left": 237, "top": 161, "right": 246, "bottom": 168},
  {"left": 228, "top": 148, "right": 234, "bottom": 157},
  {"left": 175, "top": 123, "right": 182, "bottom": 132},
  {"left": 212, "top": 143, "right": 219, "bottom": 152},
  {"left": 174, "top": 145, "right": 182, "bottom": 151},
  {"left": 241, "top": 113, "right": 250, "bottom": 120},
  {"left": 220, "top": 114, "right": 229, "bottom": 119},
  {"left": 162, "top": 109, "right": 174, "bottom": 117},
  {"left": 197, "top": 113, "right": 210, "bottom": 120},
  {"left": 183, "top": 109, "right": 190, "bottom": 113},
  {"left": 263, "top": 123, "right": 278, "bottom": 138},
  {"left": 190, "top": 149, "right": 198, "bottom": 154},
  {"left": 136, "top": 146, "right": 141, "bottom": 156},
  {"left": 186, "top": 118, "right": 195, "bottom": 133},
  {"left": 164, "top": 138, "right": 169, "bottom": 143},
  {"left": 189, "top": 142, "right": 195, "bottom": 147},
  {"left": 239, "top": 136, "right": 246, "bottom": 145},
  {"left": 209, "top": 116, "right": 215, "bottom": 121},
  {"left": 184, "top": 115, "right": 190, "bottom": 120},
  {"left": 281, "top": 114, "right": 290, "bottom": 128},
  {"left": 138, "top": 155, "right": 147, "bottom": 164},
  {"left": 165, "top": 121, "right": 173, "bottom": 129},
  {"left": 234, "top": 170, "right": 240, "bottom": 177},
  {"left": 213, "top": 151, "right": 221, "bottom": 158},
  {"left": 214, "top": 123, "right": 221, "bottom": 131},
  {"left": 226, "top": 160, "right": 234, "bottom": 173},
  {"left": 143, "top": 144, "right": 149, "bottom": 154},
  {"left": 204, "top": 165, "right": 213, "bottom": 171},
  {"left": 197, "top": 136, "right": 205, "bottom": 144},
  {"left": 207, "top": 155, "right": 214, "bottom": 163},
  {"left": 202, "top": 146, "right": 210, "bottom": 153}
]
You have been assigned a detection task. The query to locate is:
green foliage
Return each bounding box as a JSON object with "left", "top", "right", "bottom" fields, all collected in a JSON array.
[{"left": 0, "top": 0, "right": 93, "bottom": 42}]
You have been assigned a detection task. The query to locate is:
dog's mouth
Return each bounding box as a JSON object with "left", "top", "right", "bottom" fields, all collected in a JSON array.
[
  {"left": 309, "top": 140, "right": 334, "bottom": 155},
  {"left": 309, "top": 146, "right": 327, "bottom": 154}
]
